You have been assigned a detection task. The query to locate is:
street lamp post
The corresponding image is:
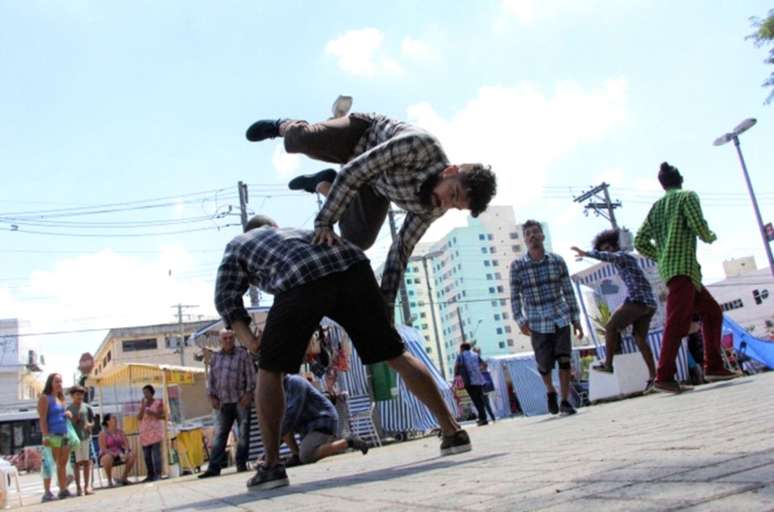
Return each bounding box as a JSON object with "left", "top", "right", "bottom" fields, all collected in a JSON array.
[{"left": 713, "top": 118, "right": 774, "bottom": 278}]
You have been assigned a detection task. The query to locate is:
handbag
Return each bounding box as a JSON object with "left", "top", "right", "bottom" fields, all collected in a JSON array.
[{"left": 66, "top": 421, "right": 81, "bottom": 450}]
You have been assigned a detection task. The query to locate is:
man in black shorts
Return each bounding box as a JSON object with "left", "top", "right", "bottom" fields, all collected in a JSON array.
[
  {"left": 214, "top": 215, "right": 471, "bottom": 491},
  {"left": 510, "top": 220, "right": 584, "bottom": 416},
  {"left": 245, "top": 113, "right": 496, "bottom": 322}
]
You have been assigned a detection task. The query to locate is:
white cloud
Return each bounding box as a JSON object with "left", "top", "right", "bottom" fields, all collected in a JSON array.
[
  {"left": 271, "top": 142, "right": 301, "bottom": 176},
  {"left": 495, "top": 0, "right": 600, "bottom": 30},
  {"left": 324, "top": 28, "right": 403, "bottom": 78},
  {"left": 324, "top": 29, "right": 439, "bottom": 78},
  {"left": 3, "top": 248, "right": 218, "bottom": 382},
  {"left": 406, "top": 78, "right": 628, "bottom": 241},
  {"left": 400, "top": 36, "right": 439, "bottom": 62},
  {"left": 500, "top": 0, "right": 536, "bottom": 24}
]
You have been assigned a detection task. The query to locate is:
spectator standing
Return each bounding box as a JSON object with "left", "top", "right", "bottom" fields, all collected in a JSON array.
[
  {"left": 37, "top": 373, "right": 72, "bottom": 501},
  {"left": 454, "top": 343, "right": 489, "bottom": 426},
  {"left": 138, "top": 384, "right": 166, "bottom": 482},
  {"left": 67, "top": 385, "right": 94, "bottom": 496},
  {"left": 199, "top": 329, "right": 256, "bottom": 478}
]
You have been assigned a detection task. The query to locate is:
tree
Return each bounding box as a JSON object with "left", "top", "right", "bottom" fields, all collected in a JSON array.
[{"left": 748, "top": 9, "right": 774, "bottom": 104}]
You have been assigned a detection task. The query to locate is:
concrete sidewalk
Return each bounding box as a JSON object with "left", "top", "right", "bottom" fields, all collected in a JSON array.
[{"left": 16, "top": 372, "right": 774, "bottom": 511}]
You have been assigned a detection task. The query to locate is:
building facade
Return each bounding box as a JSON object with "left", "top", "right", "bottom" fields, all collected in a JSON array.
[
  {"left": 91, "top": 320, "right": 218, "bottom": 377},
  {"left": 389, "top": 206, "right": 550, "bottom": 378},
  {"left": 707, "top": 261, "right": 774, "bottom": 340}
]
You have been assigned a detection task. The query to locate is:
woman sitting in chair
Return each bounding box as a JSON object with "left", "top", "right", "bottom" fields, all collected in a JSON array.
[{"left": 98, "top": 414, "right": 136, "bottom": 487}]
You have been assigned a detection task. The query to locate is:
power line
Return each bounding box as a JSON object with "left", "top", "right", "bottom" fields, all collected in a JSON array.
[{"left": 0, "top": 223, "right": 241, "bottom": 238}]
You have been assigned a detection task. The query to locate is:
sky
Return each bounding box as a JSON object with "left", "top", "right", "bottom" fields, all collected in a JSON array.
[{"left": 1, "top": 0, "right": 773, "bottom": 384}]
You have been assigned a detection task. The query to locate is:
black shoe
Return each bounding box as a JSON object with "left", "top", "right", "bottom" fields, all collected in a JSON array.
[
  {"left": 236, "top": 464, "right": 249, "bottom": 473},
  {"left": 246, "top": 464, "right": 289, "bottom": 491},
  {"left": 197, "top": 470, "right": 220, "bottom": 479},
  {"left": 592, "top": 363, "right": 614, "bottom": 373},
  {"left": 476, "top": 420, "right": 489, "bottom": 426},
  {"left": 245, "top": 118, "right": 286, "bottom": 142},
  {"left": 346, "top": 435, "right": 369, "bottom": 455},
  {"left": 559, "top": 400, "right": 577, "bottom": 416},
  {"left": 547, "top": 391, "right": 559, "bottom": 415},
  {"left": 440, "top": 429, "right": 472, "bottom": 456},
  {"left": 284, "top": 454, "right": 302, "bottom": 468},
  {"left": 288, "top": 168, "right": 338, "bottom": 194}
]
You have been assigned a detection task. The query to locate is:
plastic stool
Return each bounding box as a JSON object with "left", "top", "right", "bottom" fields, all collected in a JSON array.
[{"left": 0, "top": 461, "right": 23, "bottom": 508}]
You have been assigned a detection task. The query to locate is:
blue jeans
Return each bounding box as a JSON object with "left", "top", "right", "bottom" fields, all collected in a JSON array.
[
  {"left": 142, "top": 442, "right": 162, "bottom": 479},
  {"left": 208, "top": 403, "right": 251, "bottom": 472}
]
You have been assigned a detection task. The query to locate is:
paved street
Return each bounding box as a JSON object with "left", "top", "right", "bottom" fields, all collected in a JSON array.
[{"left": 11, "top": 372, "right": 774, "bottom": 512}]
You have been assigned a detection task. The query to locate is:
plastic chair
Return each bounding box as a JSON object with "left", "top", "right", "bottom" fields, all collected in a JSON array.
[{"left": 0, "top": 460, "right": 23, "bottom": 508}]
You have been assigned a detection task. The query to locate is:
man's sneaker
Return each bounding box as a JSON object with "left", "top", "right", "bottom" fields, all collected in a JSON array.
[
  {"left": 559, "top": 400, "right": 577, "bottom": 416},
  {"left": 592, "top": 363, "right": 614, "bottom": 373},
  {"left": 654, "top": 380, "right": 682, "bottom": 394},
  {"left": 236, "top": 464, "right": 249, "bottom": 473},
  {"left": 644, "top": 379, "right": 656, "bottom": 394},
  {"left": 246, "top": 464, "right": 289, "bottom": 491},
  {"left": 41, "top": 491, "right": 57, "bottom": 503},
  {"left": 288, "top": 168, "right": 338, "bottom": 194},
  {"left": 705, "top": 369, "right": 740, "bottom": 382},
  {"left": 547, "top": 391, "right": 559, "bottom": 415},
  {"left": 476, "top": 420, "right": 489, "bottom": 426},
  {"left": 440, "top": 429, "right": 472, "bottom": 456},
  {"left": 57, "top": 489, "right": 72, "bottom": 499},
  {"left": 245, "top": 118, "right": 287, "bottom": 142},
  {"left": 197, "top": 469, "right": 221, "bottom": 479},
  {"left": 346, "top": 435, "right": 370, "bottom": 455}
]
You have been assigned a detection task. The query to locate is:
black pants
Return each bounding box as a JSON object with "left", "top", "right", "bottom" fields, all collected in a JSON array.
[
  {"left": 142, "top": 442, "right": 162, "bottom": 479},
  {"left": 465, "top": 385, "right": 488, "bottom": 423},
  {"left": 483, "top": 393, "right": 497, "bottom": 421}
]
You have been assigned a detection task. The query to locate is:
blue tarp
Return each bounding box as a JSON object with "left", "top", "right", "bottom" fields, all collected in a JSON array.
[{"left": 723, "top": 316, "right": 774, "bottom": 369}]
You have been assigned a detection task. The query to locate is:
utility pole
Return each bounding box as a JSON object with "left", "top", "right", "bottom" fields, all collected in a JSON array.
[
  {"left": 456, "top": 307, "right": 466, "bottom": 344},
  {"left": 420, "top": 252, "right": 446, "bottom": 379},
  {"left": 238, "top": 181, "right": 261, "bottom": 306},
  {"left": 172, "top": 304, "right": 198, "bottom": 366},
  {"left": 573, "top": 182, "right": 622, "bottom": 229},
  {"left": 387, "top": 206, "right": 413, "bottom": 325}
]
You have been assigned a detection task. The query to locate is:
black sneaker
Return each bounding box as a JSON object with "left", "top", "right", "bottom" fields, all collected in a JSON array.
[
  {"left": 245, "top": 118, "right": 287, "bottom": 142},
  {"left": 246, "top": 464, "right": 289, "bottom": 491},
  {"left": 346, "top": 435, "right": 370, "bottom": 455},
  {"left": 288, "top": 168, "right": 338, "bottom": 194},
  {"left": 592, "top": 363, "right": 614, "bottom": 373},
  {"left": 559, "top": 400, "right": 577, "bottom": 416},
  {"left": 197, "top": 469, "right": 221, "bottom": 479},
  {"left": 440, "top": 429, "right": 472, "bottom": 456},
  {"left": 547, "top": 391, "right": 559, "bottom": 415}
]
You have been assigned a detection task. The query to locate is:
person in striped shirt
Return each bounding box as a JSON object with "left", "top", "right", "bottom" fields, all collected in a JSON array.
[
  {"left": 634, "top": 162, "right": 738, "bottom": 393},
  {"left": 245, "top": 112, "right": 496, "bottom": 322},
  {"left": 571, "top": 228, "right": 657, "bottom": 391}
]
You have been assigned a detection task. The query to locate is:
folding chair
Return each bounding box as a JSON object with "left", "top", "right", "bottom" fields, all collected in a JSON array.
[{"left": 346, "top": 394, "right": 382, "bottom": 447}]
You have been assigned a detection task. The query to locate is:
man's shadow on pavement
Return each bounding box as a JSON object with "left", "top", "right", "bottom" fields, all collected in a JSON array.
[{"left": 164, "top": 453, "right": 508, "bottom": 511}]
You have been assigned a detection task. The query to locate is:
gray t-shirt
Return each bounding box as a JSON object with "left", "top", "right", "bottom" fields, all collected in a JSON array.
[{"left": 67, "top": 403, "right": 93, "bottom": 440}]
